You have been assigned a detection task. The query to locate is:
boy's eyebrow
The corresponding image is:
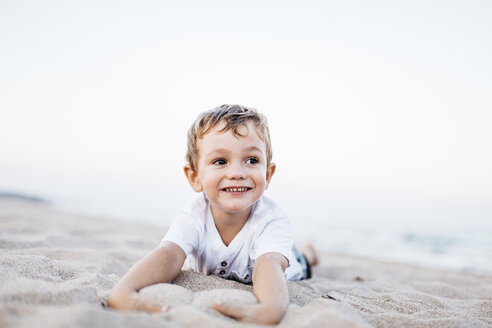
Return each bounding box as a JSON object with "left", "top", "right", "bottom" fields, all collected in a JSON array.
[
  {"left": 205, "top": 146, "right": 263, "bottom": 157},
  {"left": 205, "top": 148, "right": 229, "bottom": 156},
  {"left": 245, "top": 146, "right": 263, "bottom": 153}
]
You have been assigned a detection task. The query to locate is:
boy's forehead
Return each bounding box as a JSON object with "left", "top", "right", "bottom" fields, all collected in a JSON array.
[{"left": 198, "top": 121, "right": 266, "bottom": 153}]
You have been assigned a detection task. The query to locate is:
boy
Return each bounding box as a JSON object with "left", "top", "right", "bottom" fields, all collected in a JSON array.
[{"left": 108, "top": 104, "right": 318, "bottom": 325}]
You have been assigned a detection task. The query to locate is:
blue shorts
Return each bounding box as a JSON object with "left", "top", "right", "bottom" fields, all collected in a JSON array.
[{"left": 293, "top": 246, "right": 312, "bottom": 280}]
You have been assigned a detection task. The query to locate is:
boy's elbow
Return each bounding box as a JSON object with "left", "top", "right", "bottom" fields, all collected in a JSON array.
[
  {"left": 271, "top": 252, "right": 289, "bottom": 272},
  {"left": 279, "top": 256, "right": 288, "bottom": 272},
  {"left": 257, "top": 252, "right": 289, "bottom": 272}
]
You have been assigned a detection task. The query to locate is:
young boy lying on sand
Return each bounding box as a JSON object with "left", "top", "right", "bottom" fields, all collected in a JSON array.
[{"left": 109, "top": 104, "right": 318, "bottom": 325}]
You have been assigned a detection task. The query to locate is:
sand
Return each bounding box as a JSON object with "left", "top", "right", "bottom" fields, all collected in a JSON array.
[{"left": 0, "top": 198, "right": 491, "bottom": 328}]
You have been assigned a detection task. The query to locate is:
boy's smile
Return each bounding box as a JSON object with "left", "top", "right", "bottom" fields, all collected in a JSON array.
[{"left": 185, "top": 121, "right": 275, "bottom": 225}]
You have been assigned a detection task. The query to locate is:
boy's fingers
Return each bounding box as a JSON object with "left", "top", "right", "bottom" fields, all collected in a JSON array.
[
  {"left": 213, "top": 302, "right": 243, "bottom": 319},
  {"left": 140, "top": 302, "right": 170, "bottom": 313}
]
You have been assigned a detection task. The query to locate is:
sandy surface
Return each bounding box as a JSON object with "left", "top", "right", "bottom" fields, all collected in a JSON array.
[{"left": 0, "top": 199, "right": 491, "bottom": 327}]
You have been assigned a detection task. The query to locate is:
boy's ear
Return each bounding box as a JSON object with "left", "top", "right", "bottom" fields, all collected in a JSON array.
[
  {"left": 184, "top": 165, "right": 203, "bottom": 193},
  {"left": 265, "top": 163, "right": 276, "bottom": 189}
]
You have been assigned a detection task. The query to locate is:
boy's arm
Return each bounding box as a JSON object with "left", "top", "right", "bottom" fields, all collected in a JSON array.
[
  {"left": 108, "top": 241, "right": 186, "bottom": 312},
  {"left": 214, "top": 252, "right": 289, "bottom": 325}
]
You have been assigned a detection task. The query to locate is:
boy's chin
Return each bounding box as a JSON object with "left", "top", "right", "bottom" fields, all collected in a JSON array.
[
  {"left": 213, "top": 202, "right": 255, "bottom": 215},
  {"left": 222, "top": 204, "right": 253, "bottom": 213}
]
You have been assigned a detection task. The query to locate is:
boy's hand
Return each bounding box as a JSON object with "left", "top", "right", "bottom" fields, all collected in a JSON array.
[
  {"left": 109, "top": 288, "right": 173, "bottom": 314},
  {"left": 213, "top": 301, "right": 285, "bottom": 325},
  {"left": 213, "top": 252, "right": 290, "bottom": 325},
  {"left": 108, "top": 242, "right": 186, "bottom": 313},
  {"left": 129, "top": 295, "right": 171, "bottom": 314}
]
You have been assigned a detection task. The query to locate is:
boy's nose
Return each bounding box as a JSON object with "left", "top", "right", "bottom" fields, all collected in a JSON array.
[{"left": 226, "top": 163, "right": 247, "bottom": 180}]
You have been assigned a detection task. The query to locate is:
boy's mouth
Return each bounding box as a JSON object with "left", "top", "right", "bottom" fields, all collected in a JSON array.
[{"left": 221, "top": 187, "right": 252, "bottom": 193}]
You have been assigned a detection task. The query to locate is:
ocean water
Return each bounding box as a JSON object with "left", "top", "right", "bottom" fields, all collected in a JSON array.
[{"left": 292, "top": 220, "right": 492, "bottom": 275}]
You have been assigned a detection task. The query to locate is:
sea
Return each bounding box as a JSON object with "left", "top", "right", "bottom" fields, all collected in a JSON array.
[{"left": 292, "top": 219, "right": 492, "bottom": 275}]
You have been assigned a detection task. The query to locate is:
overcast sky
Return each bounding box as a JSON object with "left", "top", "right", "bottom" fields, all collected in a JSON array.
[{"left": 1, "top": 0, "right": 491, "bottom": 232}]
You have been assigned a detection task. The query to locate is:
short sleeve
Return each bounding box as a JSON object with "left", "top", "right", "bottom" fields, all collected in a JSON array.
[
  {"left": 251, "top": 217, "right": 295, "bottom": 265},
  {"left": 161, "top": 210, "right": 201, "bottom": 256}
]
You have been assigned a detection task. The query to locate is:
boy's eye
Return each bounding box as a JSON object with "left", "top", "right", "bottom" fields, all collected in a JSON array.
[
  {"left": 212, "top": 159, "right": 227, "bottom": 165},
  {"left": 246, "top": 157, "right": 259, "bottom": 164}
]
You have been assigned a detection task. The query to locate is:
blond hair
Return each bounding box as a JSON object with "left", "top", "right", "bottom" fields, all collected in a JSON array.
[{"left": 186, "top": 104, "right": 272, "bottom": 172}]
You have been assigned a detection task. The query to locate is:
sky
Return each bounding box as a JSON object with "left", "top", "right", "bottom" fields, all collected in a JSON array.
[{"left": 1, "top": 1, "right": 491, "bottom": 236}]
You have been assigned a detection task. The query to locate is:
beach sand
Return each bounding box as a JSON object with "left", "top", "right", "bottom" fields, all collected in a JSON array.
[{"left": 0, "top": 198, "right": 491, "bottom": 327}]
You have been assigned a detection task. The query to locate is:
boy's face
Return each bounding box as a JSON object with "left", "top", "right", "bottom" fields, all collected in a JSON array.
[{"left": 184, "top": 120, "right": 275, "bottom": 220}]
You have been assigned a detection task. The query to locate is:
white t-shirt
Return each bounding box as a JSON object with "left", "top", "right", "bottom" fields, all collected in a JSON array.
[{"left": 161, "top": 194, "right": 304, "bottom": 283}]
